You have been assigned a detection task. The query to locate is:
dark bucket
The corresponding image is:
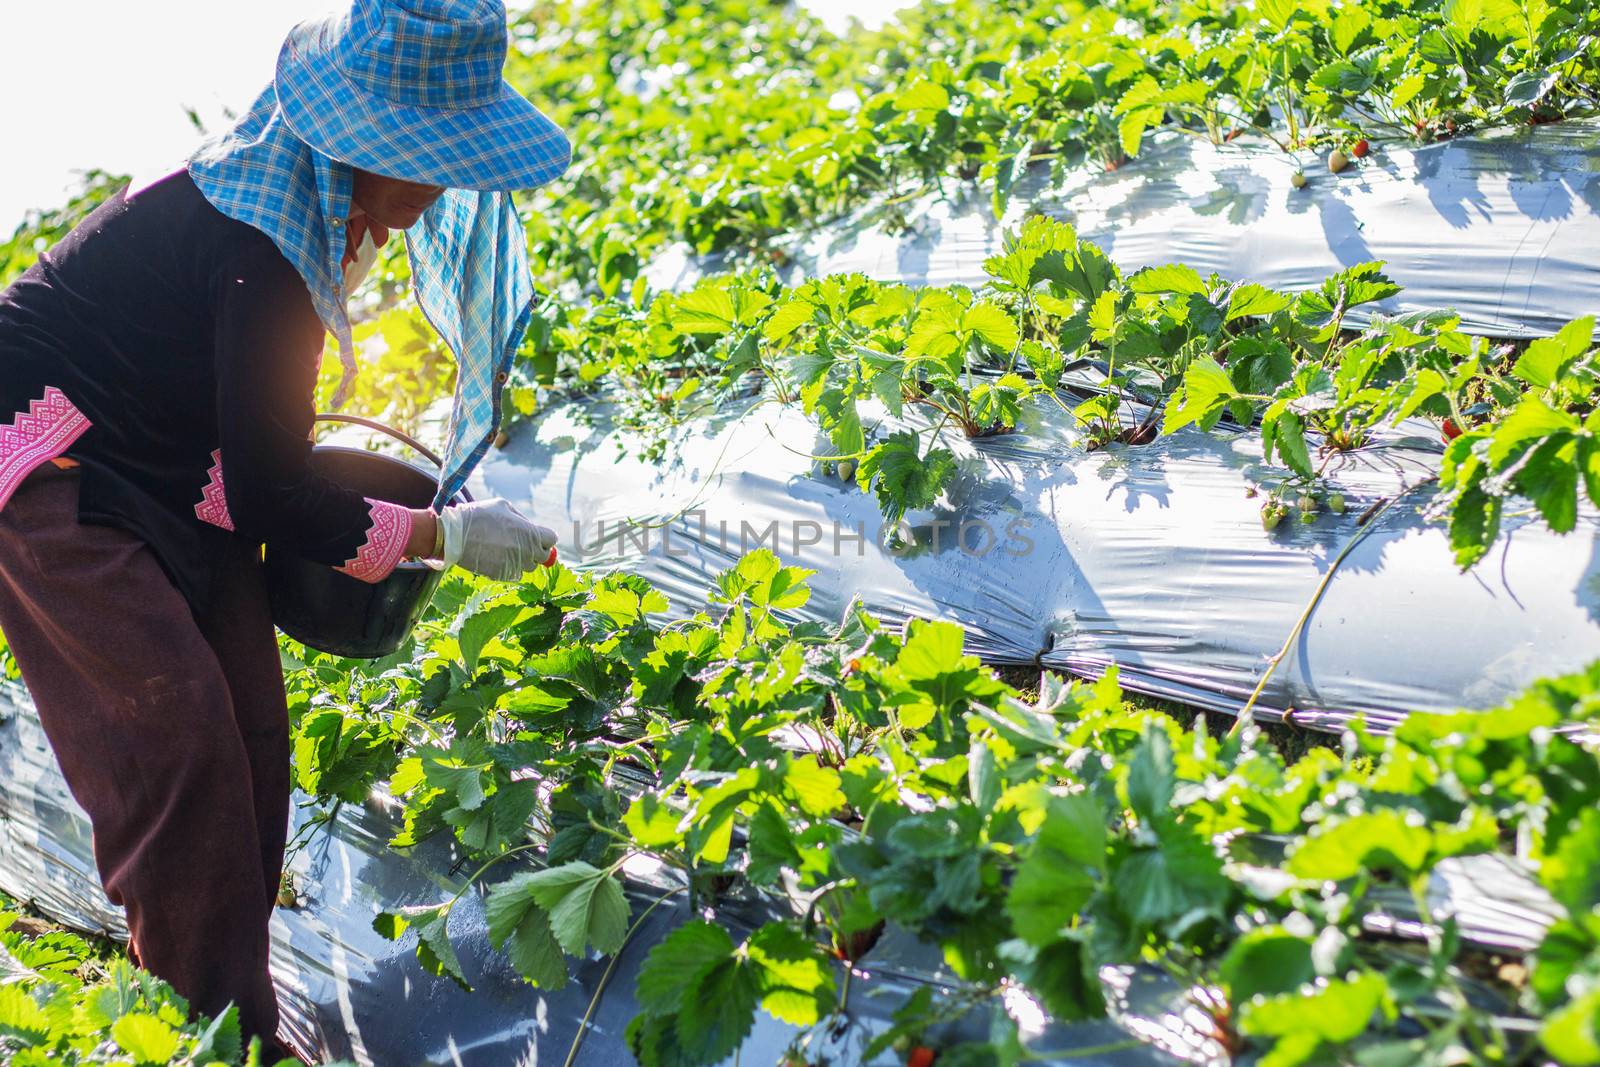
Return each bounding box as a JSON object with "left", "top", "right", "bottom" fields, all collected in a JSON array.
[{"left": 265, "top": 418, "right": 463, "bottom": 660}]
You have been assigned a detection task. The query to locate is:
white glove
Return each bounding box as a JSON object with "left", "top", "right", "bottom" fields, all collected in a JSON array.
[{"left": 437, "top": 498, "right": 558, "bottom": 581}]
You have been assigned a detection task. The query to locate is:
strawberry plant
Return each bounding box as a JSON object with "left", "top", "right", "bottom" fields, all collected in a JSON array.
[
  {"left": 0, "top": 900, "right": 318, "bottom": 1066},
  {"left": 270, "top": 549, "right": 1600, "bottom": 1067}
]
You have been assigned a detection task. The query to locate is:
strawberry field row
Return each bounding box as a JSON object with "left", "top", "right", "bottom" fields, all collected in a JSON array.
[
  {"left": 277, "top": 550, "right": 1600, "bottom": 1067},
  {"left": 500, "top": 214, "right": 1597, "bottom": 570}
]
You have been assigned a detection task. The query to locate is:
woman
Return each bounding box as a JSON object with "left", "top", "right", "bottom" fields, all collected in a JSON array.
[{"left": 0, "top": 0, "right": 568, "bottom": 1056}]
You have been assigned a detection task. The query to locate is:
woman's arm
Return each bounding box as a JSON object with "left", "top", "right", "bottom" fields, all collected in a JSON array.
[
  {"left": 211, "top": 234, "right": 438, "bottom": 576},
  {"left": 404, "top": 508, "right": 439, "bottom": 560}
]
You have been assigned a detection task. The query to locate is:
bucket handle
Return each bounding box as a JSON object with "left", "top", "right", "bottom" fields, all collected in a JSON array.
[{"left": 312, "top": 413, "right": 474, "bottom": 503}]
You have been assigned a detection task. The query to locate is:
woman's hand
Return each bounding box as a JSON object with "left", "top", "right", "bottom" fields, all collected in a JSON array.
[{"left": 432, "top": 498, "right": 558, "bottom": 581}]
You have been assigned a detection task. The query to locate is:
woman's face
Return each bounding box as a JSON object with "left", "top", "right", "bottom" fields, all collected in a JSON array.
[{"left": 350, "top": 169, "right": 446, "bottom": 230}]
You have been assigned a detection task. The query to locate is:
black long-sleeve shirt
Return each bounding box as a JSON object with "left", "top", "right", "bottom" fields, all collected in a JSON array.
[{"left": 0, "top": 168, "right": 412, "bottom": 615}]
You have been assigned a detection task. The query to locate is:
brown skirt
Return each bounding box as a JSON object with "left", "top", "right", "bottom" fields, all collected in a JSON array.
[{"left": 0, "top": 463, "right": 288, "bottom": 1048}]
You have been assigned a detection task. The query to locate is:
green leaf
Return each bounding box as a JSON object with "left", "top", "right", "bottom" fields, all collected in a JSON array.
[
  {"left": 1163, "top": 357, "right": 1237, "bottom": 433},
  {"left": 1486, "top": 397, "right": 1578, "bottom": 466},
  {"left": 828, "top": 401, "right": 866, "bottom": 457},
  {"left": 969, "top": 374, "right": 1028, "bottom": 429},
  {"left": 1542, "top": 987, "right": 1600, "bottom": 1065},
  {"left": 677, "top": 953, "right": 760, "bottom": 1063},
  {"left": 458, "top": 603, "right": 523, "bottom": 671},
  {"left": 763, "top": 298, "right": 818, "bottom": 342},
  {"left": 1118, "top": 108, "right": 1156, "bottom": 160},
  {"left": 1392, "top": 71, "right": 1427, "bottom": 110},
  {"left": 1022, "top": 340, "right": 1065, "bottom": 390},
  {"left": 1329, "top": 8, "right": 1371, "bottom": 52},
  {"left": 785, "top": 756, "right": 846, "bottom": 817},
  {"left": 0, "top": 985, "right": 50, "bottom": 1044},
  {"left": 1515, "top": 316, "right": 1594, "bottom": 388},
  {"left": 1086, "top": 289, "right": 1118, "bottom": 339},
  {"left": 1263, "top": 407, "right": 1314, "bottom": 480},
  {"left": 112, "top": 1012, "right": 182, "bottom": 1065},
  {"left": 1113, "top": 829, "right": 1228, "bottom": 927},
  {"left": 1506, "top": 67, "right": 1560, "bottom": 108},
  {"left": 788, "top": 345, "right": 836, "bottom": 388},
  {"left": 1257, "top": 0, "right": 1295, "bottom": 31},
  {"left": 897, "top": 620, "right": 970, "bottom": 682},
  {"left": 857, "top": 432, "right": 955, "bottom": 524},
  {"left": 189, "top": 1005, "right": 242, "bottom": 1064},
  {"left": 963, "top": 300, "right": 1020, "bottom": 352},
  {"left": 421, "top": 743, "right": 492, "bottom": 813},
  {"left": 861, "top": 348, "right": 907, "bottom": 417},
  {"left": 1129, "top": 264, "right": 1209, "bottom": 297},
  {"left": 1310, "top": 59, "right": 1373, "bottom": 94},
  {"left": 1444, "top": 0, "right": 1482, "bottom": 41},
  {"left": 747, "top": 924, "right": 835, "bottom": 1026},
  {"left": 1240, "top": 971, "right": 1391, "bottom": 1044},
  {"left": 636, "top": 920, "right": 735, "bottom": 1016},
  {"left": 968, "top": 737, "right": 1000, "bottom": 813},
  {"left": 670, "top": 288, "right": 738, "bottom": 335},
  {"left": 372, "top": 911, "right": 410, "bottom": 941},
  {"left": 1002, "top": 937, "right": 1106, "bottom": 1021},
  {"left": 1126, "top": 728, "right": 1175, "bottom": 821},
  {"left": 1227, "top": 283, "right": 1291, "bottom": 322},
  {"left": 518, "top": 862, "right": 632, "bottom": 957},
  {"left": 746, "top": 801, "right": 803, "bottom": 885},
  {"left": 1521, "top": 436, "right": 1582, "bottom": 533},
  {"left": 906, "top": 302, "right": 964, "bottom": 365},
  {"left": 1449, "top": 481, "right": 1502, "bottom": 570},
  {"left": 1219, "top": 928, "right": 1317, "bottom": 1002},
  {"left": 1287, "top": 809, "right": 1433, "bottom": 880},
  {"left": 1008, "top": 826, "right": 1097, "bottom": 946},
  {"left": 1543, "top": 809, "right": 1600, "bottom": 916},
  {"left": 486, "top": 873, "right": 570, "bottom": 989},
  {"left": 408, "top": 905, "right": 472, "bottom": 991},
  {"left": 623, "top": 793, "right": 685, "bottom": 848},
  {"left": 893, "top": 80, "right": 951, "bottom": 112}
]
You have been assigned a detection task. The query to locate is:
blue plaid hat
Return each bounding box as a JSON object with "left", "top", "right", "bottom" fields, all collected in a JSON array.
[
  {"left": 275, "top": 0, "right": 571, "bottom": 190},
  {"left": 189, "top": 0, "right": 570, "bottom": 511}
]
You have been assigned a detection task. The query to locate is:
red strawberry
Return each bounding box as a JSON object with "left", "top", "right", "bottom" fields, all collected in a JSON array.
[
  {"left": 1442, "top": 418, "right": 1463, "bottom": 442},
  {"left": 1351, "top": 139, "right": 1369, "bottom": 158},
  {"left": 544, "top": 546, "right": 559, "bottom": 567},
  {"left": 907, "top": 1048, "right": 937, "bottom": 1067}
]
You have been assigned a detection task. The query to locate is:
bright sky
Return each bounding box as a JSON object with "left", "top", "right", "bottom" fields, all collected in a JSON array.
[{"left": 0, "top": 1, "right": 908, "bottom": 237}]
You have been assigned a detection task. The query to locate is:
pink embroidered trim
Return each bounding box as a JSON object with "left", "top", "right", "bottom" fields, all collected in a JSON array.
[
  {"left": 336, "top": 498, "right": 413, "bottom": 584},
  {"left": 194, "top": 449, "right": 235, "bottom": 531},
  {"left": 0, "top": 387, "right": 92, "bottom": 512}
]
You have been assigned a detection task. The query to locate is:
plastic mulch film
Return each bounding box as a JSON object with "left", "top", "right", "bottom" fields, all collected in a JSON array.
[
  {"left": 470, "top": 381, "right": 1600, "bottom": 732},
  {"left": 647, "top": 121, "right": 1600, "bottom": 340},
  {"left": 0, "top": 682, "right": 1221, "bottom": 1067}
]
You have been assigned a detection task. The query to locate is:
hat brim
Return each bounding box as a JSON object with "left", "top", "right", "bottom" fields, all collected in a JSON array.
[{"left": 273, "top": 13, "right": 571, "bottom": 192}]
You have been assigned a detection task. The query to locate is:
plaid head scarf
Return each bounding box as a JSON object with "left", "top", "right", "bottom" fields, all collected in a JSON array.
[{"left": 188, "top": 81, "right": 555, "bottom": 509}]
